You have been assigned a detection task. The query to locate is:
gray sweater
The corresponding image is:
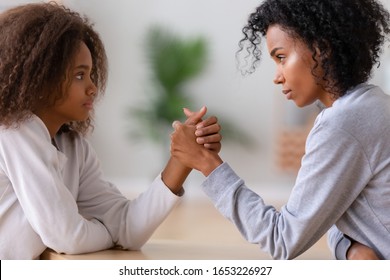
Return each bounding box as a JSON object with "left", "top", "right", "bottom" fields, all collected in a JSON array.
[{"left": 202, "top": 83, "right": 390, "bottom": 259}]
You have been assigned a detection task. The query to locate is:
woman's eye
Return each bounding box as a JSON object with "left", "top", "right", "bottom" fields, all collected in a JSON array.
[{"left": 276, "top": 55, "right": 285, "bottom": 62}]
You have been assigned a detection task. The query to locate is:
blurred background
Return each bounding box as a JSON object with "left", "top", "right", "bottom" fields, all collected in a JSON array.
[
  {"left": 2, "top": 0, "right": 390, "bottom": 259},
  {"left": 2, "top": 0, "right": 389, "bottom": 189},
  {"left": 74, "top": 0, "right": 388, "bottom": 187}
]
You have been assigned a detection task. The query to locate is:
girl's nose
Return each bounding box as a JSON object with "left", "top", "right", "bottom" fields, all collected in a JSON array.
[{"left": 87, "top": 81, "right": 97, "bottom": 96}]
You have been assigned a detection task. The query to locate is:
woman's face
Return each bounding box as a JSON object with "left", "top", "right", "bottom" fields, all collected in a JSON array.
[{"left": 266, "top": 24, "right": 333, "bottom": 107}]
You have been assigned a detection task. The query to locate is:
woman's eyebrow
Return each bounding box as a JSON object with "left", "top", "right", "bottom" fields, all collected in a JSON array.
[{"left": 270, "top": 47, "right": 283, "bottom": 57}]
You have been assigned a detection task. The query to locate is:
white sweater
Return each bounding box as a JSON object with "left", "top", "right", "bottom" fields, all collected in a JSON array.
[{"left": 0, "top": 115, "right": 181, "bottom": 259}]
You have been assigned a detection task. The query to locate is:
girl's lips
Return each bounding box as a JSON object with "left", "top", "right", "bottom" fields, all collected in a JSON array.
[{"left": 83, "top": 101, "right": 94, "bottom": 110}]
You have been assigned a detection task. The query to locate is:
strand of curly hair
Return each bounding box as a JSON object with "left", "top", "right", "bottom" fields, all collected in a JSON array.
[
  {"left": 0, "top": 2, "right": 108, "bottom": 135},
  {"left": 237, "top": 0, "right": 390, "bottom": 99}
]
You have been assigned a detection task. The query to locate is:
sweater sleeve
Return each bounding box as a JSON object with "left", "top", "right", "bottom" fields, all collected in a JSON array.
[
  {"left": 202, "top": 123, "right": 372, "bottom": 259},
  {"left": 75, "top": 138, "right": 181, "bottom": 250},
  {"left": 0, "top": 119, "right": 114, "bottom": 254},
  {"left": 327, "top": 225, "right": 351, "bottom": 260}
]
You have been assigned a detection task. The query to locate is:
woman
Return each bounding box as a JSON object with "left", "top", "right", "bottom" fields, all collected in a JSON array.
[{"left": 171, "top": 0, "right": 390, "bottom": 259}]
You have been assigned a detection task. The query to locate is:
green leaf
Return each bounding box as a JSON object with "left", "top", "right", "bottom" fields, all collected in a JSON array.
[{"left": 127, "top": 26, "right": 253, "bottom": 148}]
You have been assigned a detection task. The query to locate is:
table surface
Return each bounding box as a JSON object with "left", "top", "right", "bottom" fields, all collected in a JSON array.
[
  {"left": 40, "top": 240, "right": 266, "bottom": 260},
  {"left": 40, "top": 196, "right": 333, "bottom": 260}
]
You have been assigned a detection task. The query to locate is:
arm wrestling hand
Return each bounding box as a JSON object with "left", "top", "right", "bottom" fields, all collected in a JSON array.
[
  {"left": 183, "top": 107, "right": 222, "bottom": 153},
  {"left": 171, "top": 122, "right": 223, "bottom": 176}
]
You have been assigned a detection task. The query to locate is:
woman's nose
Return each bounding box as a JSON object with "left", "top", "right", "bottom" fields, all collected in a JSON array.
[{"left": 273, "top": 70, "right": 284, "bottom": 84}]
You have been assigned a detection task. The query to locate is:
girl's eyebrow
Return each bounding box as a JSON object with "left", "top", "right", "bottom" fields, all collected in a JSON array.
[
  {"left": 270, "top": 47, "right": 283, "bottom": 57},
  {"left": 74, "top": 64, "right": 90, "bottom": 70}
]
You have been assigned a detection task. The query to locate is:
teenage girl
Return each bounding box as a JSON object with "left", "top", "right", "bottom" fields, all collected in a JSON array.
[{"left": 0, "top": 2, "right": 221, "bottom": 259}]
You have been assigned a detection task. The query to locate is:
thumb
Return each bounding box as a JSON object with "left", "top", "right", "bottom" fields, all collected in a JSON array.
[
  {"left": 184, "top": 106, "right": 207, "bottom": 125},
  {"left": 172, "top": 120, "right": 182, "bottom": 130}
]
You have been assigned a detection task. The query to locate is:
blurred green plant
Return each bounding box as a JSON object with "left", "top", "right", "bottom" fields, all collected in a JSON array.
[
  {"left": 129, "top": 26, "right": 253, "bottom": 147},
  {"left": 129, "top": 26, "right": 206, "bottom": 143}
]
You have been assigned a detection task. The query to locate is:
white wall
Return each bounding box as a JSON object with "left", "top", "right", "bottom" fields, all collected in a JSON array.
[
  {"left": 2, "top": 0, "right": 390, "bottom": 191},
  {"left": 66, "top": 0, "right": 280, "bottom": 187}
]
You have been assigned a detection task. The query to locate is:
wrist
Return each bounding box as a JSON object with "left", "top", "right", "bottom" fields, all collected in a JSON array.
[
  {"left": 162, "top": 157, "right": 192, "bottom": 195},
  {"left": 201, "top": 152, "right": 223, "bottom": 177}
]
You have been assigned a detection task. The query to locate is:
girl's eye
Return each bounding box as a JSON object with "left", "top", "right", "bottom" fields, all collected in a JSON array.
[{"left": 75, "top": 73, "right": 84, "bottom": 80}]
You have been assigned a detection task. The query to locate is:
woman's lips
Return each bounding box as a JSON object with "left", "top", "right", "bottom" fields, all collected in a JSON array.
[{"left": 282, "top": 90, "right": 292, "bottom": 100}]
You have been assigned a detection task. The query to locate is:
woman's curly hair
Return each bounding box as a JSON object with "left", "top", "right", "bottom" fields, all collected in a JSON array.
[
  {"left": 238, "top": 0, "right": 390, "bottom": 98},
  {"left": 0, "top": 2, "right": 107, "bottom": 135}
]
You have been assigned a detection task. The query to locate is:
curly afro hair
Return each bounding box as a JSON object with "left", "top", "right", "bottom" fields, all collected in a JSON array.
[
  {"left": 0, "top": 2, "right": 107, "bottom": 134},
  {"left": 238, "top": 0, "right": 390, "bottom": 98}
]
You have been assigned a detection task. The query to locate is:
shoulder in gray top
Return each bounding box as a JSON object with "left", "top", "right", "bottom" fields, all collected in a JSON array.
[{"left": 201, "top": 83, "right": 390, "bottom": 259}]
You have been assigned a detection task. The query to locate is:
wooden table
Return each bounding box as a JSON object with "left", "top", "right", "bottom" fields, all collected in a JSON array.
[
  {"left": 40, "top": 197, "right": 332, "bottom": 260},
  {"left": 40, "top": 239, "right": 265, "bottom": 260}
]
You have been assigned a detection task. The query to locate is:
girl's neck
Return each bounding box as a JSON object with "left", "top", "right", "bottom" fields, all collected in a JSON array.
[{"left": 35, "top": 111, "right": 62, "bottom": 138}]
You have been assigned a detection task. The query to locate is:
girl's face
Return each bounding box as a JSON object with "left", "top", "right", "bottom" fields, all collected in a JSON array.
[
  {"left": 266, "top": 24, "right": 333, "bottom": 107},
  {"left": 56, "top": 41, "right": 97, "bottom": 122},
  {"left": 40, "top": 41, "right": 97, "bottom": 133}
]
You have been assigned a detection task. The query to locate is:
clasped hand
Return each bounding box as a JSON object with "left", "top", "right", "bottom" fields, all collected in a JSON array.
[{"left": 171, "top": 106, "right": 224, "bottom": 176}]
